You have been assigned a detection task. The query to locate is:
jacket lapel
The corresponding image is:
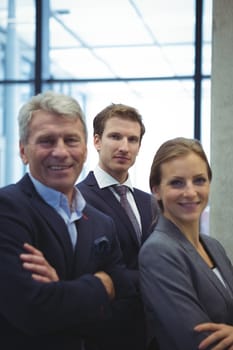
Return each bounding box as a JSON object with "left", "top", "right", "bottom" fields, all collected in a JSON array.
[
  {"left": 134, "top": 190, "right": 154, "bottom": 241},
  {"left": 188, "top": 244, "right": 231, "bottom": 301},
  {"left": 201, "top": 235, "right": 233, "bottom": 299},
  {"left": 19, "top": 175, "right": 74, "bottom": 269},
  {"left": 73, "top": 210, "right": 94, "bottom": 276},
  {"left": 157, "top": 215, "right": 233, "bottom": 303},
  {"left": 177, "top": 231, "right": 233, "bottom": 302},
  {"left": 85, "top": 172, "right": 140, "bottom": 246}
]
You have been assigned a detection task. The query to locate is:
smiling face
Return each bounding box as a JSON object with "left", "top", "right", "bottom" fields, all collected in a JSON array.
[
  {"left": 152, "top": 152, "right": 210, "bottom": 230},
  {"left": 94, "top": 116, "right": 141, "bottom": 183},
  {"left": 20, "top": 110, "right": 87, "bottom": 202}
]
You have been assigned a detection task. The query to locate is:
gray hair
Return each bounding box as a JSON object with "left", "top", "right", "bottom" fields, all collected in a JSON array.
[{"left": 18, "top": 90, "right": 87, "bottom": 143}]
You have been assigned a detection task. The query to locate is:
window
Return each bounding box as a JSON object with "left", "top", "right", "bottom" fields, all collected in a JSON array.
[{"left": 0, "top": 0, "right": 212, "bottom": 192}]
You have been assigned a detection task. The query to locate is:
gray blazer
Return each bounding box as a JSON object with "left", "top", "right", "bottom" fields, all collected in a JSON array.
[{"left": 139, "top": 215, "right": 233, "bottom": 350}]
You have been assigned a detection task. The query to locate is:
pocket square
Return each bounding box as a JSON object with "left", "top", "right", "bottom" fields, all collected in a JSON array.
[{"left": 94, "top": 236, "right": 110, "bottom": 255}]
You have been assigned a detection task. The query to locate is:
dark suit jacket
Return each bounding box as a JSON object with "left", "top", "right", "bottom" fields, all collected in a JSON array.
[
  {"left": 0, "top": 174, "right": 145, "bottom": 350},
  {"left": 78, "top": 171, "right": 154, "bottom": 282},
  {"left": 139, "top": 215, "right": 233, "bottom": 350}
]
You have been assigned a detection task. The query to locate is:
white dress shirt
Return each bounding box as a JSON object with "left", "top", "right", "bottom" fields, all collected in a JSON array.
[{"left": 94, "top": 165, "right": 142, "bottom": 229}]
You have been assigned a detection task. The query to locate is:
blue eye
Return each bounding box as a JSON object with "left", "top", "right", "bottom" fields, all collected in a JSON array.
[
  {"left": 170, "top": 179, "right": 184, "bottom": 188},
  {"left": 194, "top": 177, "right": 207, "bottom": 185}
]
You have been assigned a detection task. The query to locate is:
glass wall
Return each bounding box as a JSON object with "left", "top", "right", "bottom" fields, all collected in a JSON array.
[
  {"left": 0, "top": 0, "right": 36, "bottom": 185},
  {"left": 0, "top": 0, "right": 212, "bottom": 192}
]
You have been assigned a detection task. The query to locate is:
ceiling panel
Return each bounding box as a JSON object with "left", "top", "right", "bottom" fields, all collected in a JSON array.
[
  {"left": 0, "top": 0, "right": 212, "bottom": 79},
  {"left": 49, "top": 0, "right": 196, "bottom": 79}
]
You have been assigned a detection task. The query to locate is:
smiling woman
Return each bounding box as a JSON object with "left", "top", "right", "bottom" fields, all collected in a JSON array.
[
  {"left": 139, "top": 137, "right": 233, "bottom": 350},
  {"left": 153, "top": 152, "right": 210, "bottom": 232}
]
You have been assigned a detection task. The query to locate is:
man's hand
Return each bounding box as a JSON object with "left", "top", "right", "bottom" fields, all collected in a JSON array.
[
  {"left": 194, "top": 322, "right": 233, "bottom": 350},
  {"left": 94, "top": 271, "right": 115, "bottom": 300},
  {"left": 20, "top": 243, "right": 115, "bottom": 301},
  {"left": 20, "top": 243, "right": 59, "bottom": 282}
]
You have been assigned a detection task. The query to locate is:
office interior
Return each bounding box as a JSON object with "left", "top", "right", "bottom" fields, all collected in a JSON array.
[
  {"left": 1, "top": 0, "right": 233, "bottom": 282},
  {"left": 0, "top": 0, "right": 212, "bottom": 190}
]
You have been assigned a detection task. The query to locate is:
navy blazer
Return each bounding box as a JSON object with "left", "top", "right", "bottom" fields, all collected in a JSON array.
[
  {"left": 78, "top": 172, "right": 154, "bottom": 276},
  {"left": 139, "top": 215, "right": 233, "bottom": 350},
  {"left": 0, "top": 174, "right": 145, "bottom": 350}
]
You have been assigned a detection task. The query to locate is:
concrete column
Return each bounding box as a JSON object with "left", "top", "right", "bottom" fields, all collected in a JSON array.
[{"left": 210, "top": 0, "right": 233, "bottom": 261}]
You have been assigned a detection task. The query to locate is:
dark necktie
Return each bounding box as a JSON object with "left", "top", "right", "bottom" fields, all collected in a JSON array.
[{"left": 114, "top": 185, "right": 141, "bottom": 244}]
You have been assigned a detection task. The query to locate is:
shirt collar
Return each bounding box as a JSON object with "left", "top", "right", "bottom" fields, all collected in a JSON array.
[
  {"left": 29, "top": 173, "right": 86, "bottom": 216},
  {"left": 94, "top": 165, "right": 134, "bottom": 191}
]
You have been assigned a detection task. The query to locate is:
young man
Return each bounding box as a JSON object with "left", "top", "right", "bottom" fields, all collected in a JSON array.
[
  {"left": 0, "top": 92, "right": 145, "bottom": 350},
  {"left": 78, "top": 103, "right": 156, "bottom": 287}
]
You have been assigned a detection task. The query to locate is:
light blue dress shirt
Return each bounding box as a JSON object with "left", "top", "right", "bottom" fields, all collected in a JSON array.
[{"left": 29, "top": 174, "right": 86, "bottom": 248}]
